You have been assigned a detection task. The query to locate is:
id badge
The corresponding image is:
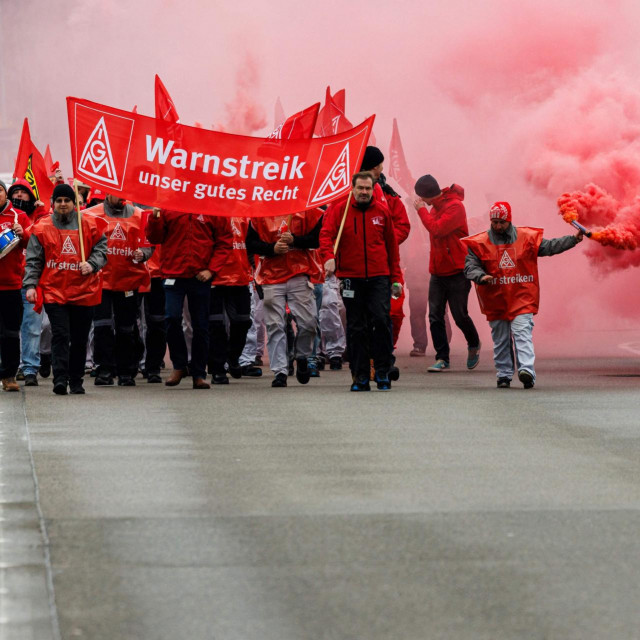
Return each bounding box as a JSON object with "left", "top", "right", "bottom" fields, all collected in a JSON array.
[
  {"left": 164, "top": 279, "right": 176, "bottom": 286},
  {"left": 341, "top": 278, "right": 355, "bottom": 299},
  {"left": 124, "top": 290, "right": 134, "bottom": 298}
]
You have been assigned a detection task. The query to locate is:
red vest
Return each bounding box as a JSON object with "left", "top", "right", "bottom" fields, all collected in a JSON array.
[
  {"left": 252, "top": 210, "right": 323, "bottom": 285},
  {"left": 34, "top": 214, "right": 107, "bottom": 306},
  {"left": 462, "top": 227, "right": 543, "bottom": 321},
  {"left": 89, "top": 204, "right": 150, "bottom": 292},
  {"left": 212, "top": 218, "right": 252, "bottom": 287}
]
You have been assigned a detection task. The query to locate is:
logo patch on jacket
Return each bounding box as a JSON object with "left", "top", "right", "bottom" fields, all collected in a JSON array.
[
  {"left": 372, "top": 216, "right": 383, "bottom": 226},
  {"left": 499, "top": 249, "right": 516, "bottom": 269},
  {"left": 110, "top": 222, "right": 127, "bottom": 241},
  {"left": 61, "top": 235, "right": 77, "bottom": 255}
]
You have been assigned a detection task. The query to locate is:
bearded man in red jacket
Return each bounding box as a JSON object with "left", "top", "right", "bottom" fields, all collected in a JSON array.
[
  {"left": 413, "top": 174, "right": 481, "bottom": 373},
  {"left": 320, "top": 172, "right": 403, "bottom": 392}
]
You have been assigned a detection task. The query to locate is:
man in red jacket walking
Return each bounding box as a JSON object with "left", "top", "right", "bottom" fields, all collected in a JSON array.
[
  {"left": 413, "top": 175, "right": 481, "bottom": 372},
  {"left": 320, "top": 172, "right": 403, "bottom": 391},
  {"left": 146, "top": 208, "right": 233, "bottom": 389}
]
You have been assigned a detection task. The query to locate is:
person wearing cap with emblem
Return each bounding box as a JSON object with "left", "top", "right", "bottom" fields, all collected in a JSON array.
[
  {"left": 462, "top": 201, "right": 583, "bottom": 389},
  {"left": 413, "top": 174, "right": 481, "bottom": 373}
]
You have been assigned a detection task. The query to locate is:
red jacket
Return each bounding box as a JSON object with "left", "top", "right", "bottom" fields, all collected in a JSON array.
[
  {"left": 373, "top": 183, "right": 410, "bottom": 245},
  {"left": 320, "top": 197, "right": 402, "bottom": 283},
  {"left": 146, "top": 210, "right": 233, "bottom": 279},
  {"left": 212, "top": 217, "right": 252, "bottom": 287},
  {"left": 416, "top": 184, "right": 468, "bottom": 276},
  {"left": 0, "top": 204, "right": 31, "bottom": 290}
]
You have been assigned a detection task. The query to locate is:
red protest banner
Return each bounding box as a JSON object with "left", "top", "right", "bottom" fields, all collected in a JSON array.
[
  {"left": 67, "top": 97, "right": 374, "bottom": 217},
  {"left": 14, "top": 118, "right": 54, "bottom": 205}
]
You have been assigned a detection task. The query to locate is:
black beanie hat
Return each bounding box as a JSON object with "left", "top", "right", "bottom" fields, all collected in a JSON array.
[
  {"left": 414, "top": 175, "right": 441, "bottom": 198},
  {"left": 360, "top": 146, "right": 384, "bottom": 171},
  {"left": 0, "top": 179, "right": 7, "bottom": 195},
  {"left": 52, "top": 183, "right": 76, "bottom": 203}
]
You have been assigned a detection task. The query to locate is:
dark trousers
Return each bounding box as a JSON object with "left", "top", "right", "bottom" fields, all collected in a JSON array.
[
  {"left": 208, "top": 285, "right": 252, "bottom": 375},
  {"left": 428, "top": 272, "right": 479, "bottom": 362},
  {"left": 0, "top": 289, "right": 24, "bottom": 379},
  {"left": 94, "top": 289, "right": 140, "bottom": 377},
  {"left": 342, "top": 276, "right": 392, "bottom": 379},
  {"left": 164, "top": 277, "right": 211, "bottom": 379},
  {"left": 142, "top": 278, "right": 166, "bottom": 375},
  {"left": 44, "top": 303, "right": 94, "bottom": 385}
]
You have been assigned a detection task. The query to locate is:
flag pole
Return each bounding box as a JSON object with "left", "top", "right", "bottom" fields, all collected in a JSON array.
[
  {"left": 73, "top": 179, "right": 86, "bottom": 263},
  {"left": 333, "top": 191, "right": 352, "bottom": 255}
]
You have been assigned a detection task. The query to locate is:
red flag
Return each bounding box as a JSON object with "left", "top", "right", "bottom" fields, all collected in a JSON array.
[
  {"left": 387, "top": 118, "right": 415, "bottom": 194},
  {"left": 274, "top": 97, "right": 285, "bottom": 130},
  {"left": 267, "top": 103, "right": 320, "bottom": 141},
  {"left": 154, "top": 74, "right": 180, "bottom": 123},
  {"left": 14, "top": 118, "right": 53, "bottom": 205},
  {"left": 44, "top": 144, "right": 54, "bottom": 174},
  {"left": 318, "top": 87, "right": 353, "bottom": 137},
  {"left": 132, "top": 105, "right": 138, "bottom": 113},
  {"left": 67, "top": 96, "right": 375, "bottom": 217}
]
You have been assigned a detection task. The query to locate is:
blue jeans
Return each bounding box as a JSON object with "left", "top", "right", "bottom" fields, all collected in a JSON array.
[
  {"left": 21, "top": 288, "right": 43, "bottom": 375},
  {"left": 164, "top": 278, "right": 211, "bottom": 379}
]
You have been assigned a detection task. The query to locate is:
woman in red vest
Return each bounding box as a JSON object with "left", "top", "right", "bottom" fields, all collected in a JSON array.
[
  {"left": 462, "top": 202, "right": 583, "bottom": 389},
  {"left": 24, "top": 184, "right": 108, "bottom": 395}
]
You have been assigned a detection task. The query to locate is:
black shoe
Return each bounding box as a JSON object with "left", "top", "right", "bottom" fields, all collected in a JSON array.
[
  {"left": 375, "top": 374, "right": 391, "bottom": 391},
  {"left": 39, "top": 354, "right": 51, "bottom": 378},
  {"left": 118, "top": 376, "right": 136, "bottom": 386},
  {"left": 16, "top": 368, "right": 25, "bottom": 381},
  {"left": 388, "top": 366, "right": 400, "bottom": 382},
  {"left": 241, "top": 365, "right": 262, "bottom": 377},
  {"left": 316, "top": 355, "right": 326, "bottom": 370},
  {"left": 329, "top": 357, "right": 342, "bottom": 370},
  {"left": 24, "top": 374, "right": 39, "bottom": 387},
  {"left": 497, "top": 377, "right": 511, "bottom": 389},
  {"left": 95, "top": 374, "right": 114, "bottom": 386},
  {"left": 272, "top": 372, "right": 288, "bottom": 388},
  {"left": 69, "top": 381, "right": 85, "bottom": 394},
  {"left": 254, "top": 356, "right": 263, "bottom": 366},
  {"left": 147, "top": 373, "right": 162, "bottom": 384},
  {"left": 53, "top": 380, "right": 68, "bottom": 395},
  {"left": 309, "top": 362, "right": 320, "bottom": 378},
  {"left": 350, "top": 377, "right": 371, "bottom": 392},
  {"left": 295, "top": 358, "right": 310, "bottom": 384},
  {"left": 90, "top": 366, "right": 100, "bottom": 378},
  {"left": 518, "top": 370, "right": 535, "bottom": 389},
  {"left": 212, "top": 373, "right": 229, "bottom": 385},
  {"left": 228, "top": 363, "right": 242, "bottom": 379}
]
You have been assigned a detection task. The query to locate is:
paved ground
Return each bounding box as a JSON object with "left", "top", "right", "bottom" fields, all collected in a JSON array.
[{"left": 2, "top": 353, "right": 640, "bottom": 640}]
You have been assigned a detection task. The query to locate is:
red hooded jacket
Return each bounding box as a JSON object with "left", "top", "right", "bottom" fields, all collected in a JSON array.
[
  {"left": 0, "top": 204, "right": 31, "bottom": 290},
  {"left": 373, "top": 183, "right": 410, "bottom": 245},
  {"left": 319, "top": 196, "right": 402, "bottom": 283},
  {"left": 416, "top": 184, "right": 469, "bottom": 276},
  {"left": 146, "top": 210, "right": 233, "bottom": 279}
]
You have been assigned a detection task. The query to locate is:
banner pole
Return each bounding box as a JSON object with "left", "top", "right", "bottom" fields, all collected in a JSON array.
[
  {"left": 333, "top": 191, "right": 352, "bottom": 255},
  {"left": 73, "top": 179, "right": 86, "bottom": 263}
]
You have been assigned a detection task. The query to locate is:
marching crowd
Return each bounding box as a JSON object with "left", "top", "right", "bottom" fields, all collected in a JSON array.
[{"left": 0, "top": 145, "right": 583, "bottom": 395}]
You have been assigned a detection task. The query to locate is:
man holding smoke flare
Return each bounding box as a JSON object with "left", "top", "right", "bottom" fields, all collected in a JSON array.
[{"left": 462, "top": 202, "right": 583, "bottom": 389}]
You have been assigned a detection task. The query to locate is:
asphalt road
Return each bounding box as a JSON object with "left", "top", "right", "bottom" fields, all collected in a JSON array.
[{"left": 2, "top": 354, "right": 640, "bottom": 640}]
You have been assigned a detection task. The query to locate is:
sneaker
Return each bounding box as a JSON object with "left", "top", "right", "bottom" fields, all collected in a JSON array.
[
  {"left": 117, "top": 376, "right": 136, "bottom": 386},
  {"left": 350, "top": 376, "right": 371, "bottom": 392},
  {"left": 316, "top": 355, "right": 326, "bottom": 371},
  {"left": 329, "top": 357, "right": 342, "bottom": 371},
  {"left": 308, "top": 362, "right": 320, "bottom": 378},
  {"left": 95, "top": 374, "right": 114, "bottom": 386},
  {"left": 296, "top": 358, "right": 310, "bottom": 384},
  {"left": 15, "top": 368, "right": 25, "bottom": 381},
  {"left": 69, "top": 381, "right": 85, "bottom": 395},
  {"left": 388, "top": 365, "right": 400, "bottom": 381},
  {"left": 2, "top": 377, "right": 20, "bottom": 392},
  {"left": 410, "top": 348, "right": 426, "bottom": 357},
  {"left": 228, "top": 363, "right": 243, "bottom": 379},
  {"left": 241, "top": 365, "right": 262, "bottom": 377},
  {"left": 375, "top": 374, "right": 392, "bottom": 391},
  {"left": 212, "top": 373, "right": 229, "bottom": 385},
  {"left": 467, "top": 343, "right": 481, "bottom": 370},
  {"left": 497, "top": 377, "right": 511, "bottom": 389},
  {"left": 428, "top": 360, "right": 450, "bottom": 372},
  {"left": 272, "top": 372, "right": 288, "bottom": 388},
  {"left": 53, "top": 380, "right": 68, "bottom": 395},
  {"left": 39, "top": 354, "right": 51, "bottom": 378},
  {"left": 518, "top": 370, "right": 535, "bottom": 389},
  {"left": 147, "top": 373, "right": 162, "bottom": 384},
  {"left": 24, "top": 374, "right": 39, "bottom": 387}
]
